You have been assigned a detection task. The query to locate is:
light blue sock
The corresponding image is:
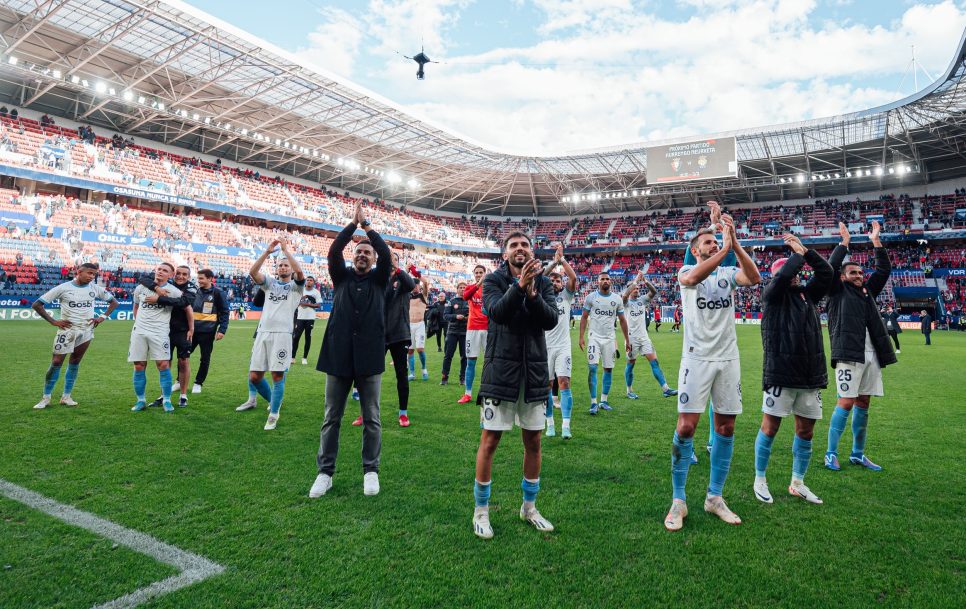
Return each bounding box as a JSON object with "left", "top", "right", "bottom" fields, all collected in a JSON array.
[
  {"left": 159, "top": 368, "right": 173, "bottom": 402},
  {"left": 255, "top": 378, "right": 272, "bottom": 402},
  {"left": 708, "top": 405, "right": 715, "bottom": 447},
  {"left": 588, "top": 364, "right": 598, "bottom": 403},
  {"left": 418, "top": 351, "right": 426, "bottom": 369},
  {"left": 671, "top": 432, "right": 694, "bottom": 501},
  {"left": 850, "top": 407, "right": 869, "bottom": 460},
  {"left": 602, "top": 369, "right": 612, "bottom": 397},
  {"left": 474, "top": 479, "right": 491, "bottom": 508},
  {"left": 522, "top": 478, "right": 540, "bottom": 505},
  {"left": 755, "top": 430, "right": 775, "bottom": 477},
  {"left": 650, "top": 359, "right": 667, "bottom": 387},
  {"left": 248, "top": 381, "right": 257, "bottom": 400},
  {"left": 269, "top": 376, "right": 285, "bottom": 415},
  {"left": 399, "top": 409, "right": 407, "bottom": 416},
  {"left": 826, "top": 406, "right": 849, "bottom": 457},
  {"left": 792, "top": 435, "right": 813, "bottom": 480},
  {"left": 560, "top": 388, "right": 573, "bottom": 420},
  {"left": 545, "top": 392, "right": 554, "bottom": 418},
  {"left": 133, "top": 369, "right": 146, "bottom": 400},
  {"left": 708, "top": 431, "right": 734, "bottom": 497},
  {"left": 63, "top": 363, "right": 79, "bottom": 394},
  {"left": 624, "top": 362, "right": 634, "bottom": 389},
  {"left": 408, "top": 353, "right": 415, "bottom": 375},
  {"left": 43, "top": 364, "right": 62, "bottom": 395},
  {"left": 465, "top": 359, "right": 477, "bottom": 394}
]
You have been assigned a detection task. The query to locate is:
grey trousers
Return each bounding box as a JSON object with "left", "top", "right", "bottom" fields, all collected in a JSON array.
[{"left": 317, "top": 373, "right": 382, "bottom": 475}]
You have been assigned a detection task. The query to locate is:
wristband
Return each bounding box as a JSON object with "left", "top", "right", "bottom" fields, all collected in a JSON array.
[{"left": 97, "top": 314, "right": 107, "bottom": 321}]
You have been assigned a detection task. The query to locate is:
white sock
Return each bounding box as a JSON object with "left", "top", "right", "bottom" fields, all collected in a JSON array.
[
  {"left": 546, "top": 418, "right": 554, "bottom": 429},
  {"left": 523, "top": 500, "right": 535, "bottom": 512},
  {"left": 601, "top": 393, "right": 608, "bottom": 402},
  {"left": 562, "top": 418, "right": 571, "bottom": 428},
  {"left": 181, "top": 393, "right": 187, "bottom": 399}
]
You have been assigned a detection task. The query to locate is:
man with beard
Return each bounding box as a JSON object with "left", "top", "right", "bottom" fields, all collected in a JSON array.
[
  {"left": 824, "top": 221, "right": 895, "bottom": 472},
  {"left": 579, "top": 272, "right": 630, "bottom": 414},
  {"left": 665, "top": 204, "right": 761, "bottom": 532},
  {"left": 753, "top": 234, "right": 833, "bottom": 506},
  {"left": 459, "top": 264, "right": 490, "bottom": 404},
  {"left": 622, "top": 269, "right": 676, "bottom": 400},
  {"left": 473, "top": 231, "right": 559, "bottom": 539},
  {"left": 311, "top": 203, "right": 391, "bottom": 498},
  {"left": 129, "top": 263, "right": 186, "bottom": 413},
  {"left": 541, "top": 243, "right": 578, "bottom": 439},
  {"left": 146, "top": 265, "right": 196, "bottom": 408},
  {"left": 236, "top": 239, "right": 305, "bottom": 431}
]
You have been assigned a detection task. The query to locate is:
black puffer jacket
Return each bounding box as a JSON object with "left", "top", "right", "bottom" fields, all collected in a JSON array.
[
  {"left": 445, "top": 297, "right": 469, "bottom": 335},
  {"left": 761, "top": 250, "right": 833, "bottom": 389},
  {"left": 827, "top": 245, "right": 897, "bottom": 368},
  {"left": 478, "top": 262, "right": 559, "bottom": 404},
  {"left": 384, "top": 269, "right": 416, "bottom": 345}
]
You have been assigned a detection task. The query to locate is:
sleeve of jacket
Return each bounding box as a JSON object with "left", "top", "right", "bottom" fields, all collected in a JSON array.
[
  {"left": 865, "top": 247, "right": 892, "bottom": 298},
  {"left": 216, "top": 288, "right": 230, "bottom": 334},
  {"left": 158, "top": 288, "right": 190, "bottom": 308},
  {"left": 482, "top": 273, "right": 525, "bottom": 324},
  {"left": 327, "top": 223, "right": 356, "bottom": 287},
  {"left": 396, "top": 270, "right": 416, "bottom": 293},
  {"left": 368, "top": 229, "right": 392, "bottom": 287},
  {"left": 763, "top": 253, "right": 804, "bottom": 303},
  {"left": 827, "top": 244, "right": 849, "bottom": 295},
  {"left": 529, "top": 276, "right": 561, "bottom": 331},
  {"left": 803, "top": 249, "right": 834, "bottom": 302}
]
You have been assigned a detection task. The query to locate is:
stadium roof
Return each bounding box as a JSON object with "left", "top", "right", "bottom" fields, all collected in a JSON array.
[{"left": 0, "top": 0, "right": 963, "bottom": 216}]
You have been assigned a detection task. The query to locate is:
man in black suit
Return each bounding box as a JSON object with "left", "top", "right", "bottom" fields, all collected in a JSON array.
[{"left": 920, "top": 309, "right": 933, "bottom": 345}]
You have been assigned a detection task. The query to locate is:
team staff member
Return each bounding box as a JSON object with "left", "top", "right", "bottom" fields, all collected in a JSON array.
[
  {"left": 440, "top": 282, "right": 469, "bottom": 386},
  {"left": 459, "top": 265, "right": 489, "bottom": 404},
  {"left": 824, "top": 221, "right": 896, "bottom": 472},
  {"left": 311, "top": 202, "right": 392, "bottom": 498},
  {"left": 920, "top": 309, "right": 933, "bottom": 345},
  {"left": 753, "top": 234, "right": 833, "bottom": 506},
  {"left": 293, "top": 276, "right": 323, "bottom": 364},
  {"left": 881, "top": 306, "right": 901, "bottom": 353},
  {"left": 472, "top": 231, "right": 559, "bottom": 539},
  {"left": 190, "top": 269, "right": 230, "bottom": 394}
]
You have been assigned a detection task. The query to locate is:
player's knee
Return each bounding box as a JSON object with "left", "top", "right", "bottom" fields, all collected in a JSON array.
[
  {"left": 133, "top": 362, "right": 147, "bottom": 371},
  {"left": 248, "top": 371, "right": 261, "bottom": 384},
  {"left": 676, "top": 421, "right": 696, "bottom": 438},
  {"left": 760, "top": 418, "right": 780, "bottom": 436},
  {"left": 52, "top": 355, "right": 66, "bottom": 366},
  {"left": 715, "top": 419, "right": 736, "bottom": 437},
  {"left": 558, "top": 377, "right": 570, "bottom": 390},
  {"left": 854, "top": 396, "right": 870, "bottom": 409},
  {"left": 68, "top": 356, "right": 81, "bottom": 365},
  {"left": 837, "top": 397, "right": 855, "bottom": 410}
]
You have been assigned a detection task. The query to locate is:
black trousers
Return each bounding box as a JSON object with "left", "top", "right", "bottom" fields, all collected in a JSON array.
[
  {"left": 888, "top": 331, "right": 900, "bottom": 350},
  {"left": 924, "top": 331, "right": 931, "bottom": 345},
  {"left": 441, "top": 331, "right": 466, "bottom": 380},
  {"left": 292, "top": 319, "right": 315, "bottom": 359},
  {"left": 386, "top": 341, "right": 409, "bottom": 410},
  {"left": 435, "top": 326, "right": 445, "bottom": 351},
  {"left": 191, "top": 332, "right": 216, "bottom": 386}
]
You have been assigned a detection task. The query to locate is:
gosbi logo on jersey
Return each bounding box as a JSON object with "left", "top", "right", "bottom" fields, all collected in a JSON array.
[
  {"left": 696, "top": 296, "right": 732, "bottom": 310},
  {"left": 593, "top": 307, "right": 616, "bottom": 317},
  {"left": 67, "top": 301, "right": 93, "bottom": 308},
  {"left": 267, "top": 292, "right": 289, "bottom": 302}
]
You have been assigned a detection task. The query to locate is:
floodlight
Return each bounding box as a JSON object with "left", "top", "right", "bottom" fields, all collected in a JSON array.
[
  {"left": 52, "top": 69, "right": 61, "bottom": 78},
  {"left": 122, "top": 90, "right": 134, "bottom": 101},
  {"left": 94, "top": 82, "right": 107, "bottom": 93},
  {"left": 874, "top": 167, "right": 883, "bottom": 176},
  {"left": 7, "top": 56, "right": 17, "bottom": 65},
  {"left": 71, "top": 75, "right": 80, "bottom": 84}
]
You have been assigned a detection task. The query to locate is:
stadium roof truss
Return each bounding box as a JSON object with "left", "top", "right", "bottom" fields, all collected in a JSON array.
[{"left": 0, "top": 0, "right": 963, "bottom": 216}]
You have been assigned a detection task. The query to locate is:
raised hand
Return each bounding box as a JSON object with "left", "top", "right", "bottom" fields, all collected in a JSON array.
[
  {"left": 267, "top": 239, "right": 281, "bottom": 253},
  {"left": 353, "top": 202, "right": 365, "bottom": 226},
  {"left": 554, "top": 243, "right": 564, "bottom": 263},
  {"left": 869, "top": 220, "right": 881, "bottom": 243},
  {"left": 783, "top": 233, "right": 806, "bottom": 255},
  {"left": 838, "top": 222, "right": 851, "bottom": 247},
  {"left": 708, "top": 201, "right": 722, "bottom": 227}
]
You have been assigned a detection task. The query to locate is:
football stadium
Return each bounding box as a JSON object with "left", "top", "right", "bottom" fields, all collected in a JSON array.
[{"left": 1, "top": 1, "right": 965, "bottom": 608}]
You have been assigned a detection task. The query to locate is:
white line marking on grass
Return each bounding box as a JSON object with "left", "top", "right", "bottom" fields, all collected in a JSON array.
[{"left": 0, "top": 478, "right": 225, "bottom": 609}]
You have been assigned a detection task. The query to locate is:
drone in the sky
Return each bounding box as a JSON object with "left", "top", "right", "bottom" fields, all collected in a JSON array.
[{"left": 404, "top": 47, "right": 438, "bottom": 80}]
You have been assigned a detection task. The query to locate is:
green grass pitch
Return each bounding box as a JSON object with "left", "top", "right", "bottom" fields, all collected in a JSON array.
[{"left": 1, "top": 320, "right": 963, "bottom": 609}]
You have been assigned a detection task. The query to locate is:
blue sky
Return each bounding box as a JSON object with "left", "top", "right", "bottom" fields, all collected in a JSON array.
[{"left": 186, "top": 0, "right": 966, "bottom": 154}]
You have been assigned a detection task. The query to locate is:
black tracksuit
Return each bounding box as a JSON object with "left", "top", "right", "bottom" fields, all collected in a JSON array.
[
  {"left": 192, "top": 285, "right": 230, "bottom": 386},
  {"left": 441, "top": 296, "right": 469, "bottom": 382}
]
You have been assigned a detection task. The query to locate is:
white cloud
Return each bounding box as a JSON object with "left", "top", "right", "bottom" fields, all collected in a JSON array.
[
  {"left": 300, "top": 1, "right": 966, "bottom": 155},
  {"left": 295, "top": 8, "right": 365, "bottom": 78}
]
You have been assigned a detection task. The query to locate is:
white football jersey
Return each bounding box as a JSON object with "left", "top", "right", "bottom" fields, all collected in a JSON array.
[
  {"left": 133, "top": 283, "right": 182, "bottom": 335},
  {"left": 678, "top": 265, "right": 739, "bottom": 361},
  {"left": 40, "top": 280, "right": 114, "bottom": 326},
  {"left": 257, "top": 276, "right": 304, "bottom": 333},
  {"left": 296, "top": 287, "right": 322, "bottom": 320},
  {"left": 545, "top": 288, "right": 575, "bottom": 350},
  {"left": 583, "top": 290, "right": 624, "bottom": 341},
  {"left": 625, "top": 294, "right": 652, "bottom": 339}
]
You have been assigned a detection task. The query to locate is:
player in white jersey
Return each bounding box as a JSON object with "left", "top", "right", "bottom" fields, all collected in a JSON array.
[
  {"left": 129, "top": 262, "right": 187, "bottom": 413},
  {"left": 665, "top": 204, "right": 760, "bottom": 532},
  {"left": 32, "top": 262, "right": 118, "bottom": 409},
  {"left": 621, "top": 270, "right": 676, "bottom": 399},
  {"left": 236, "top": 239, "right": 304, "bottom": 431},
  {"left": 579, "top": 272, "right": 630, "bottom": 414},
  {"left": 541, "top": 243, "right": 577, "bottom": 438}
]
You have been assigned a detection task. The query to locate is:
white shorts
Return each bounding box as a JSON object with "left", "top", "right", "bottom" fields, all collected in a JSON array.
[
  {"left": 677, "top": 357, "right": 743, "bottom": 415},
  {"left": 628, "top": 334, "right": 654, "bottom": 360},
  {"left": 547, "top": 345, "right": 572, "bottom": 379},
  {"left": 587, "top": 336, "right": 616, "bottom": 368},
  {"left": 762, "top": 386, "right": 823, "bottom": 420},
  {"left": 250, "top": 332, "right": 292, "bottom": 372},
  {"left": 409, "top": 322, "right": 426, "bottom": 349},
  {"left": 835, "top": 355, "right": 883, "bottom": 398},
  {"left": 53, "top": 326, "right": 94, "bottom": 355},
  {"left": 480, "top": 388, "right": 546, "bottom": 432},
  {"left": 466, "top": 329, "right": 487, "bottom": 358},
  {"left": 128, "top": 331, "right": 170, "bottom": 362}
]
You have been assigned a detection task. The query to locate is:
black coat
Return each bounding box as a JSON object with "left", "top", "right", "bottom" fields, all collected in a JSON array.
[
  {"left": 921, "top": 314, "right": 933, "bottom": 334},
  {"left": 384, "top": 269, "right": 416, "bottom": 345},
  {"left": 881, "top": 311, "right": 901, "bottom": 335},
  {"left": 760, "top": 250, "right": 833, "bottom": 389},
  {"left": 827, "top": 245, "right": 897, "bottom": 368},
  {"left": 316, "top": 223, "right": 391, "bottom": 378},
  {"left": 444, "top": 297, "right": 469, "bottom": 335},
  {"left": 426, "top": 300, "right": 446, "bottom": 337},
  {"left": 478, "top": 262, "right": 559, "bottom": 404}
]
